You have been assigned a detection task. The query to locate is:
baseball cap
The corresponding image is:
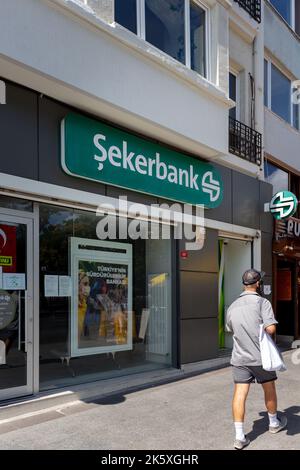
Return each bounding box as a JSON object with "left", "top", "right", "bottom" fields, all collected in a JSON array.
[{"left": 242, "top": 269, "right": 265, "bottom": 285}]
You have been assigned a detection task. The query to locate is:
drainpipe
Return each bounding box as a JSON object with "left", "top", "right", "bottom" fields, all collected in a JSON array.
[{"left": 253, "top": 1, "right": 264, "bottom": 180}]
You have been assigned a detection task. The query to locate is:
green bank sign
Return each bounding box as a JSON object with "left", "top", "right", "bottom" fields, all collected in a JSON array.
[{"left": 61, "top": 113, "right": 223, "bottom": 207}]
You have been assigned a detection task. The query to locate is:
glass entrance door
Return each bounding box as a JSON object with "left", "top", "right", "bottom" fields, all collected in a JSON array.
[{"left": 0, "top": 214, "right": 33, "bottom": 400}]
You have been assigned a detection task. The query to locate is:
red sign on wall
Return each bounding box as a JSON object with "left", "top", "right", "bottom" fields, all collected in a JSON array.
[
  {"left": 0, "top": 225, "right": 17, "bottom": 273},
  {"left": 277, "top": 269, "right": 292, "bottom": 301}
]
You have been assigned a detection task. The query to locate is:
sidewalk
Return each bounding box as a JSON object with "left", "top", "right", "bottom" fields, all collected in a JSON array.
[{"left": 0, "top": 350, "right": 299, "bottom": 450}]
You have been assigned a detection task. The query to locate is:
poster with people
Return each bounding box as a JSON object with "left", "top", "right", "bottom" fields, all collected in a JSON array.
[{"left": 70, "top": 239, "right": 133, "bottom": 357}]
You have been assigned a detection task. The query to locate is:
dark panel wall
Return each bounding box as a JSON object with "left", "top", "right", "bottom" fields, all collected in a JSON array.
[
  {"left": 180, "top": 229, "right": 219, "bottom": 363},
  {"left": 206, "top": 163, "right": 232, "bottom": 224},
  {"left": 179, "top": 230, "right": 218, "bottom": 272},
  {"left": 0, "top": 82, "right": 38, "bottom": 179},
  {"left": 261, "top": 232, "right": 273, "bottom": 276},
  {"left": 232, "top": 171, "right": 260, "bottom": 228},
  {"left": 180, "top": 272, "right": 218, "bottom": 319},
  {"left": 181, "top": 318, "right": 219, "bottom": 363},
  {"left": 260, "top": 181, "right": 273, "bottom": 234},
  {"left": 38, "top": 97, "right": 106, "bottom": 195}
]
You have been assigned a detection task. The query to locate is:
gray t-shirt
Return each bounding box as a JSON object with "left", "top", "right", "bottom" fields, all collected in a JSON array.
[{"left": 226, "top": 291, "right": 278, "bottom": 366}]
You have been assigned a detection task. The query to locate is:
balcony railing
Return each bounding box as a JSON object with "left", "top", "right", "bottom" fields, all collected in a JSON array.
[
  {"left": 229, "top": 117, "right": 262, "bottom": 165},
  {"left": 233, "top": 0, "right": 261, "bottom": 23}
]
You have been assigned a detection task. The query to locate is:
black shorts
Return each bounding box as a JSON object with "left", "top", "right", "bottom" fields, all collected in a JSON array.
[{"left": 232, "top": 365, "right": 277, "bottom": 384}]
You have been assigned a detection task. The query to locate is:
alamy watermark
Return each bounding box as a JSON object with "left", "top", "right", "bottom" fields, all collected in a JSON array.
[
  {"left": 291, "top": 340, "right": 300, "bottom": 365},
  {"left": 95, "top": 196, "right": 206, "bottom": 251}
]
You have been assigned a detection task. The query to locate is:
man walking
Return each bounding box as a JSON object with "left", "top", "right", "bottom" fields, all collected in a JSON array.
[{"left": 226, "top": 269, "right": 287, "bottom": 450}]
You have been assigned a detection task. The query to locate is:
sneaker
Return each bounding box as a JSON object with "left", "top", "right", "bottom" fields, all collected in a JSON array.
[
  {"left": 269, "top": 415, "right": 287, "bottom": 434},
  {"left": 234, "top": 436, "right": 250, "bottom": 450}
]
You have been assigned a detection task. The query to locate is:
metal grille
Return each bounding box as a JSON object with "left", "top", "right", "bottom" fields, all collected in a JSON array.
[
  {"left": 233, "top": 0, "right": 261, "bottom": 23},
  {"left": 229, "top": 116, "right": 262, "bottom": 165}
]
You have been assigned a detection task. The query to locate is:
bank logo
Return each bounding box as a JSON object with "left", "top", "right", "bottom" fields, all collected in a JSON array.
[
  {"left": 270, "top": 191, "right": 298, "bottom": 220},
  {"left": 202, "top": 171, "right": 220, "bottom": 202}
]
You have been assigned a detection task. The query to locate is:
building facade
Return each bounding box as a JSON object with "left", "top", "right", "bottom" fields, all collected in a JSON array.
[
  {"left": 264, "top": 0, "right": 300, "bottom": 344},
  {"left": 0, "top": 0, "right": 272, "bottom": 402}
]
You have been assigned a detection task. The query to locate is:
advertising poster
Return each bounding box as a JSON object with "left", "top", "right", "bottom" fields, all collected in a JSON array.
[
  {"left": 70, "top": 238, "right": 133, "bottom": 357},
  {"left": 0, "top": 225, "right": 16, "bottom": 273}
]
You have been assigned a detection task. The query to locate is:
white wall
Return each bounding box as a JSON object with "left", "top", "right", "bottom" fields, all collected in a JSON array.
[
  {"left": 229, "top": 28, "right": 253, "bottom": 127},
  {"left": 0, "top": 0, "right": 232, "bottom": 160},
  {"left": 223, "top": 238, "right": 252, "bottom": 348},
  {"left": 265, "top": 109, "right": 300, "bottom": 173}
]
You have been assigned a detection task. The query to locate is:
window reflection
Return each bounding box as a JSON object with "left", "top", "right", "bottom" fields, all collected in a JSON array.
[
  {"left": 0, "top": 195, "right": 33, "bottom": 212},
  {"left": 264, "top": 161, "right": 289, "bottom": 195},
  {"left": 190, "top": 3, "right": 206, "bottom": 76},
  {"left": 115, "top": 0, "right": 137, "bottom": 34},
  {"left": 145, "top": 0, "right": 185, "bottom": 65},
  {"left": 271, "top": 64, "right": 291, "bottom": 123},
  {"left": 270, "top": 0, "right": 292, "bottom": 25},
  {"left": 264, "top": 59, "right": 268, "bottom": 107},
  {"left": 229, "top": 72, "right": 237, "bottom": 120}
]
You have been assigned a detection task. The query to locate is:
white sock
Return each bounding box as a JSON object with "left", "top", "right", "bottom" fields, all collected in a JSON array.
[
  {"left": 268, "top": 412, "right": 279, "bottom": 427},
  {"left": 234, "top": 422, "right": 245, "bottom": 441}
]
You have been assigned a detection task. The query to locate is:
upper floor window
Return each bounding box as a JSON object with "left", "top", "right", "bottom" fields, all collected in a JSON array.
[
  {"left": 269, "top": 0, "right": 300, "bottom": 35},
  {"left": 271, "top": 64, "right": 291, "bottom": 123},
  {"left": 115, "top": 0, "right": 137, "bottom": 34},
  {"left": 264, "top": 59, "right": 300, "bottom": 131},
  {"left": 114, "top": 0, "right": 208, "bottom": 78},
  {"left": 270, "top": 0, "right": 292, "bottom": 25},
  {"left": 229, "top": 72, "right": 239, "bottom": 120},
  {"left": 145, "top": 0, "right": 185, "bottom": 65},
  {"left": 264, "top": 59, "right": 269, "bottom": 107}
]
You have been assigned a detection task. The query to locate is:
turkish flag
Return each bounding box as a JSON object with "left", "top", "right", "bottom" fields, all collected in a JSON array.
[{"left": 0, "top": 225, "right": 17, "bottom": 273}]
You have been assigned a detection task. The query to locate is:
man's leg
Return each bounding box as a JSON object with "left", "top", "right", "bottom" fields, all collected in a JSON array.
[
  {"left": 232, "top": 383, "right": 250, "bottom": 443},
  {"left": 262, "top": 380, "right": 277, "bottom": 414},
  {"left": 262, "top": 380, "right": 287, "bottom": 432},
  {"left": 232, "top": 383, "right": 250, "bottom": 422}
]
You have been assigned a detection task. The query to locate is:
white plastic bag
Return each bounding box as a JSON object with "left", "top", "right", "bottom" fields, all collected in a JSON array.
[{"left": 259, "top": 324, "right": 287, "bottom": 372}]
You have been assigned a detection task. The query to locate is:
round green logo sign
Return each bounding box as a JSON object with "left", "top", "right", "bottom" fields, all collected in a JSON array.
[{"left": 270, "top": 191, "right": 298, "bottom": 220}]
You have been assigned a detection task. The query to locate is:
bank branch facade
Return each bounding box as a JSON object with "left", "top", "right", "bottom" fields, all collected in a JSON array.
[{"left": 0, "top": 80, "right": 272, "bottom": 402}]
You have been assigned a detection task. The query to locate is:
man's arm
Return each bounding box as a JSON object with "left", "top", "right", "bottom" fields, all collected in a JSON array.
[
  {"left": 265, "top": 323, "right": 276, "bottom": 336},
  {"left": 261, "top": 299, "right": 278, "bottom": 336}
]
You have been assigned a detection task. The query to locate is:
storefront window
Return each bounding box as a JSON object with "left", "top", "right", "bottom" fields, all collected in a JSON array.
[
  {"left": 264, "top": 161, "right": 289, "bottom": 195},
  {"left": 39, "top": 204, "right": 174, "bottom": 390}
]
